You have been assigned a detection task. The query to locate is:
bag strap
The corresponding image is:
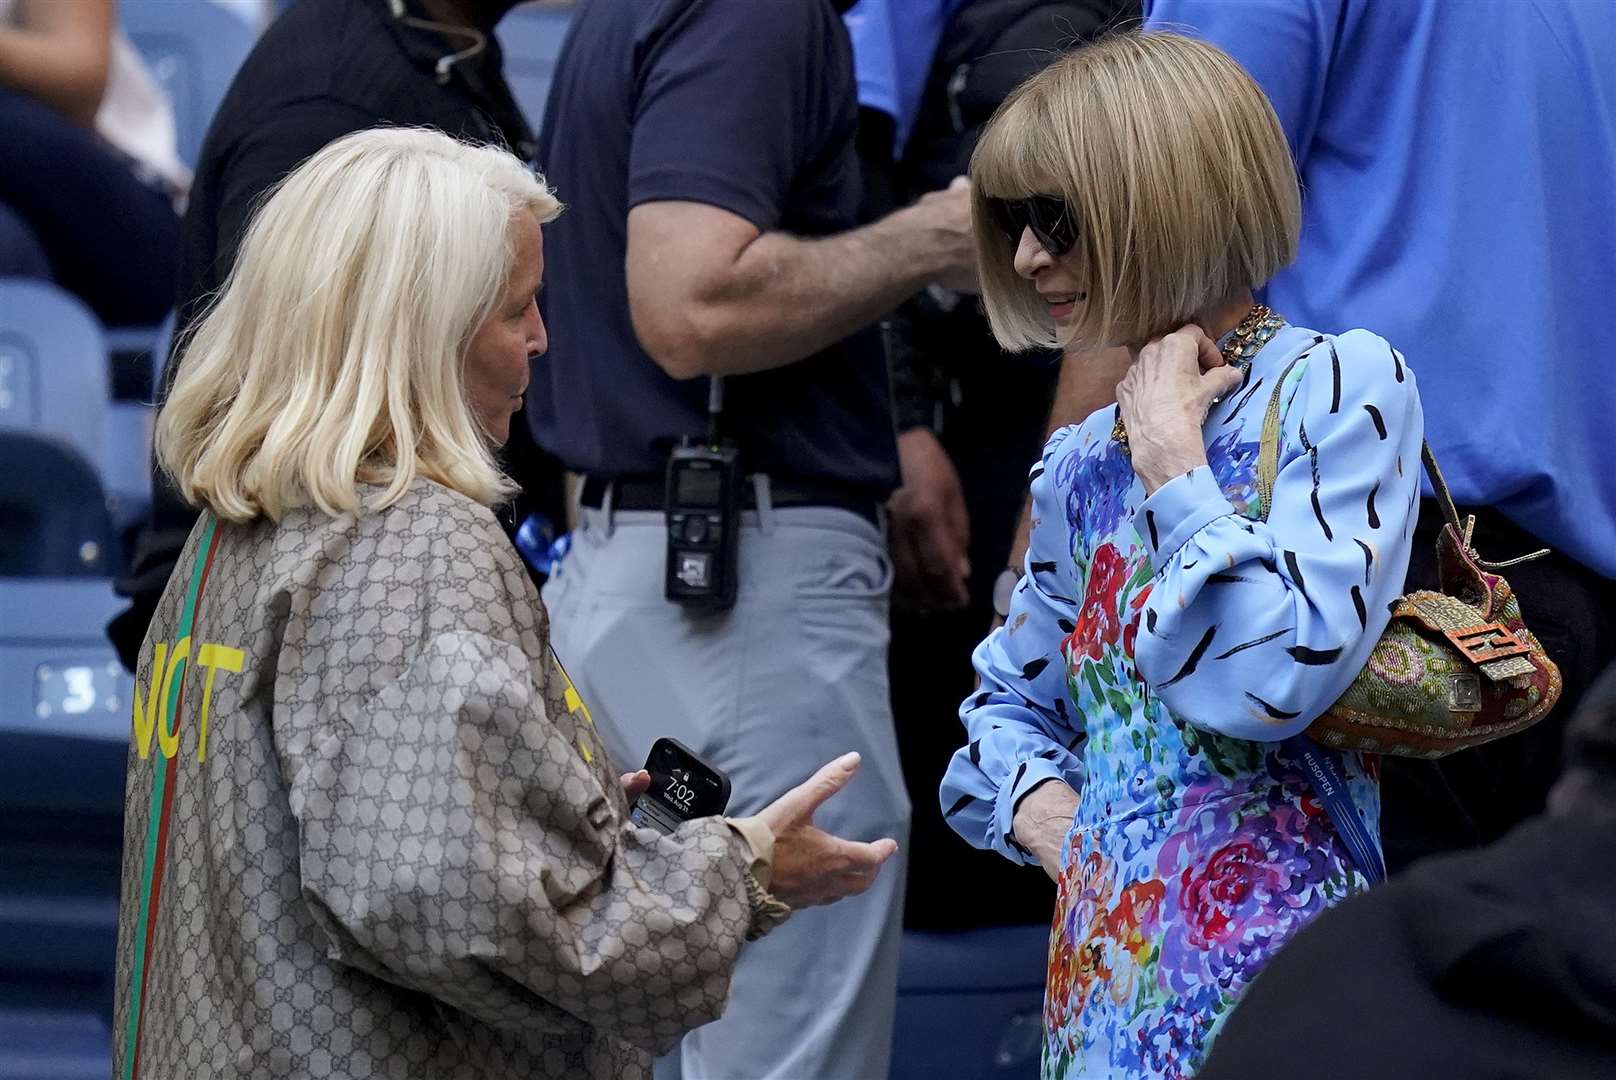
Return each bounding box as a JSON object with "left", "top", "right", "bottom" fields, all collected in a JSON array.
[
  {"left": 1252, "top": 354, "right": 1549, "bottom": 571},
  {"left": 1287, "top": 736, "right": 1386, "bottom": 886}
]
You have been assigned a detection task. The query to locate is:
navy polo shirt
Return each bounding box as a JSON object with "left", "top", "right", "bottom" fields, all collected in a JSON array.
[{"left": 527, "top": 0, "right": 900, "bottom": 498}]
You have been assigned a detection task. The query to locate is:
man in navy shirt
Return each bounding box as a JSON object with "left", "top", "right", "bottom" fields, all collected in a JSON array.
[{"left": 531, "top": 0, "right": 975, "bottom": 1075}]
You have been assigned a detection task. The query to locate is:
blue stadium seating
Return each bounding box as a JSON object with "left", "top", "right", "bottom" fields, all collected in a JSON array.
[
  {"left": 496, "top": 3, "right": 573, "bottom": 129},
  {"left": 891, "top": 924, "right": 1049, "bottom": 1079},
  {"left": 0, "top": 279, "right": 109, "bottom": 469},
  {"left": 0, "top": 278, "right": 150, "bottom": 563},
  {"left": 0, "top": 434, "right": 116, "bottom": 578},
  {"left": 121, "top": 0, "right": 259, "bottom": 168},
  {"left": 0, "top": 281, "right": 134, "bottom": 1079},
  {"left": 0, "top": 577, "right": 132, "bottom": 1080}
]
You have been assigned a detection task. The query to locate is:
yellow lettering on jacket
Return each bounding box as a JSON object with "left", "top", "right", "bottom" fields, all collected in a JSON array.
[
  {"left": 131, "top": 642, "right": 168, "bottom": 760},
  {"left": 155, "top": 636, "right": 192, "bottom": 759},
  {"left": 131, "top": 638, "right": 245, "bottom": 762},
  {"left": 194, "top": 644, "right": 245, "bottom": 762}
]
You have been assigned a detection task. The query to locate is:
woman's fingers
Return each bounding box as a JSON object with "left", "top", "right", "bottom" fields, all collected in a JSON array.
[
  {"left": 1180, "top": 323, "right": 1224, "bottom": 372},
  {"left": 1205, "top": 364, "right": 1244, "bottom": 402},
  {"left": 760, "top": 752, "right": 861, "bottom": 832}
]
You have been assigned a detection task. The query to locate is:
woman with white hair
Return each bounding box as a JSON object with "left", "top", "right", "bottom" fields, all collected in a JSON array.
[
  {"left": 114, "top": 127, "right": 896, "bottom": 1080},
  {"left": 939, "top": 33, "right": 1424, "bottom": 1078}
]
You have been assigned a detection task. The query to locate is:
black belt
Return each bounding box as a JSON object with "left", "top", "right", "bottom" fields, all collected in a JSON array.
[{"left": 579, "top": 476, "right": 882, "bottom": 527}]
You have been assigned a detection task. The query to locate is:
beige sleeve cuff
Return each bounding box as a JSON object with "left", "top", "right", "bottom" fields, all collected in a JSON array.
[
  {"left": 724, "top": 815, "right": 776, "bottom": 889},
  {"left": 724, "top": 816, "right": 790, "bottom": 941}
]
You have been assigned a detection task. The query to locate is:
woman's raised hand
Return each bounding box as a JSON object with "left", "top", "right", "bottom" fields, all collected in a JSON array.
[
  {"left": 1116, "top": 325, "right": 1244, "bottom": 495},
  {"left": 749, "top": 753, "right": 900, "bottom": 910}
]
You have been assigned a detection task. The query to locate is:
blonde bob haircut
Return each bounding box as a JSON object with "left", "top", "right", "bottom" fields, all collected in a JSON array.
[
  {"left": 156, "top": 127, "right": 561, "bottom": 524},
  {"left": 970, "top": 32, "right": 1301, "bottom": 353}
]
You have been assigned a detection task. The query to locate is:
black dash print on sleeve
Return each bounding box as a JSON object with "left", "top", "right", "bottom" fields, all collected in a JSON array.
[
  {"left": 945, "top": 793, "right": 978, "bottom": 818},
  {"left": 1391, "top": 344, "right": 1405, "bottom": 383},
  {"left": 1067, "top": 731, "right": 1086, "bottom": 751},
  {"left": 1157, "top": 624, "right": 1218, "bottom": 689},
  {"left": 1364, "top": 404, "right": 1388, "bottom": 440},
  {"left": 1058, "top": 618, "right": 1076, "bottom": 634},
  {"left": 1028, "top": 464, "right": 1045, "bottom": 482},
  {"left": 1221, "top": 377, "right": 1266, "bottom": 425},
  {"left": 1011, "top": 761, "right": 1029, "bottom": 792},
  {"left": 1313, "top": 334, "right": 1325, "bottom": 344},
  {"left": 1299, "top": 421, "right": 1333, "bottom": 541},
  {"left": 1283, "top": 550, "right": 1306, "bottom": 592},
  {"left": 1182, "top": 560, "right": 1198, "bottom": 571},
  {"left": 974, "top": 692, "right": 991, "bottom": 710},
  {"left": 1145, "top": 608, "right": 1159, "bottom": 635},
  {"left": 1352, "top": 586, "right": 1368, "bottom": 630},
  {"left": 1146, "top": 509, "right": 1159, "bottom": 550},
  {"left": 1286, "top": 644, "right": 1343, "bottom": 665},
  {"left": 1214, "top": 628, "right": 1289, "bottom": 659},
  {"left": 1355, "top": 539, "right": 1375, "bottom": 585},
  {"left": 1207, "top": 572, "right": 1258, "bottom": 585},
  {"left": 1311, "top": 492, "right": 1333, "bottom": 542},
  {"left": 1245, "top": 692, "right": 1302, "bottom": 720},
  {"left": 1054, "top": 697, "right": 1069, "bottom": 722},
  {"left": 1367, "top": 482, "right": 1382, "bottom": 529},
  {"left": 1329, "top": 342, "right": 1342, "bottom": 413},
  {"left": 1022, "top": 657, "right": 1052, "bottom": 681},
  {"left": 968, "top": 740, "right": 982, "bottom": 767},
  {"left": 1030, "top": 560, "right": 1058, "bottom": 575},
  {"left": 1038, "top": 748, "right": 1064, "bottom": 760}
]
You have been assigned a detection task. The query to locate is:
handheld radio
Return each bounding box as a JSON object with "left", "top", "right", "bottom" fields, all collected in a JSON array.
[{"left": 664, "top": 377, "right": 741, "bottom": 611}]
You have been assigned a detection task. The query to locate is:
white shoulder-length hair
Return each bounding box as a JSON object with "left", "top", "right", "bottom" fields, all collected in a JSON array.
[{"left": 156, "top": 126, "right": 561, "bottom": 524}]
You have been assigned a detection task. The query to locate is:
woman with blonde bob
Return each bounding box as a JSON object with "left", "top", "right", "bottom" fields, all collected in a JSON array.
[
  {"left": 115, "top": 127, "right": 896, "bottom": 1080},
  {"left": 940, "top": 33, "right": 1425, "bottom": 1078}
]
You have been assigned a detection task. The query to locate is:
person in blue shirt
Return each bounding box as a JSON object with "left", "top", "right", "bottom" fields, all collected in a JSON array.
[
  {"left": 939, "top": 32, "right": 1423, "bottom": 1078},
  {"left": 1141, "top": 0, "right": 1616, "bottom": 870}
]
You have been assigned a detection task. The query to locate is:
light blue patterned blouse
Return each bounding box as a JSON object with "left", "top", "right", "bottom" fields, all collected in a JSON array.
[{"left": 940, "top": 324, "right": 1425, "bottom": 1078}]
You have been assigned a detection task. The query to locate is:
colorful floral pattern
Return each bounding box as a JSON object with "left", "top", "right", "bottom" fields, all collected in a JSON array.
[{"left": 940, "top": 326, "right": 1426, "bottom": 1079}]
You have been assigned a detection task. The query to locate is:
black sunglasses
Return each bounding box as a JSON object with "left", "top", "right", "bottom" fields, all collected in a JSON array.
[{"left": 986, "top": 194, "right": 1079, "bottom": 257}]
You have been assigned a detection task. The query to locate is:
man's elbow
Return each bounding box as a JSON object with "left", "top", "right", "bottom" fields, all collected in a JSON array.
[{"left": 633, "top": 303, "right": 728, "bottom": 381}]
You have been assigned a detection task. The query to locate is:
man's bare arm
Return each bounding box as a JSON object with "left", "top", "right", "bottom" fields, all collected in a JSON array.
[{"left": 627, "top": 183, "right": 975, "bottom": 380}]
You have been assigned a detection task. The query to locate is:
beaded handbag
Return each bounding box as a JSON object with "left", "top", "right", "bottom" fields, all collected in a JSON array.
[{"left": 1255, "top": 372, "right": 1563, "bottom": 758}]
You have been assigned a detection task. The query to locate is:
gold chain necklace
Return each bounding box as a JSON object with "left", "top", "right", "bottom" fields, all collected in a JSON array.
[{"left": 1112, "top": 304, "right": 1286, "bottom": 456}]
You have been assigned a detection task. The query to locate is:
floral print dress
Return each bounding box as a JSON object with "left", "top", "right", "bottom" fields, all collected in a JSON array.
[{"left": 940, "top": 324, "right": 1425, "bottom": 1078}]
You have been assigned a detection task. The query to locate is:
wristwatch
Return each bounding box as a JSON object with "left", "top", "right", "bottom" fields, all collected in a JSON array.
[{"left": 992, "top": 568, "right": 1022, "bottom": 621}]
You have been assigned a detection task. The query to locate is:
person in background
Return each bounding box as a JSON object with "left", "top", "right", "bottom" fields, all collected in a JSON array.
[
  {"left": 0, "top": 0, "right": 185, "bottom": 325},
  {"left": 109, "top": 0, "right": 567, "bottom": 672},
  {"left": 1135, "top": 0, "right": 1616, "bottom": 871},
  {"left": 118, "top": 127, "right": 897, "bottom": 1080},
  {"left": 870, "top": 0, "right": 1136, "bottom": 933},
  {"left": 943, "top": 33, "right": 1423, "bottom": 1077},
  {"left": 529, "top": 0, "right": 976, "bottom": 1074},
  {"left": 1197, "top": 661, "right": 1616, "bottom": 1080}
]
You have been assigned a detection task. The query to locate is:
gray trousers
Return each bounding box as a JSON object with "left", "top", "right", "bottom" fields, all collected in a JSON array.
[{"left": 542, "top": 500, "right": 911, "bottom": 1080}]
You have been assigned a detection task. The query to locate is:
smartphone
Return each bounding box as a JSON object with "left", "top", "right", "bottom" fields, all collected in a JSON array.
[{"left": 629, "top": 737, "right": 732, "bottom": 835}]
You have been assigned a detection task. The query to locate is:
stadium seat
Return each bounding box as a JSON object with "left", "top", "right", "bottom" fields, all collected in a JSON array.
[
  {"left": 496, "top": 2, "right": 573, "bottom": 129},
  {"left": 0, "top": 434, "right": 117, "bottom": 578},
  {"left": 121, "top": 0, "right": 259, "bottom": 168},
  {"left": 0, "top": 573, "right": 133, "bottom": 1080},
  {"left": 0, "top": 279, "right": 110, "bottom": 476},
  {"left": 891, "top": 924, "right": 1049, "bottom": 1079}
]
